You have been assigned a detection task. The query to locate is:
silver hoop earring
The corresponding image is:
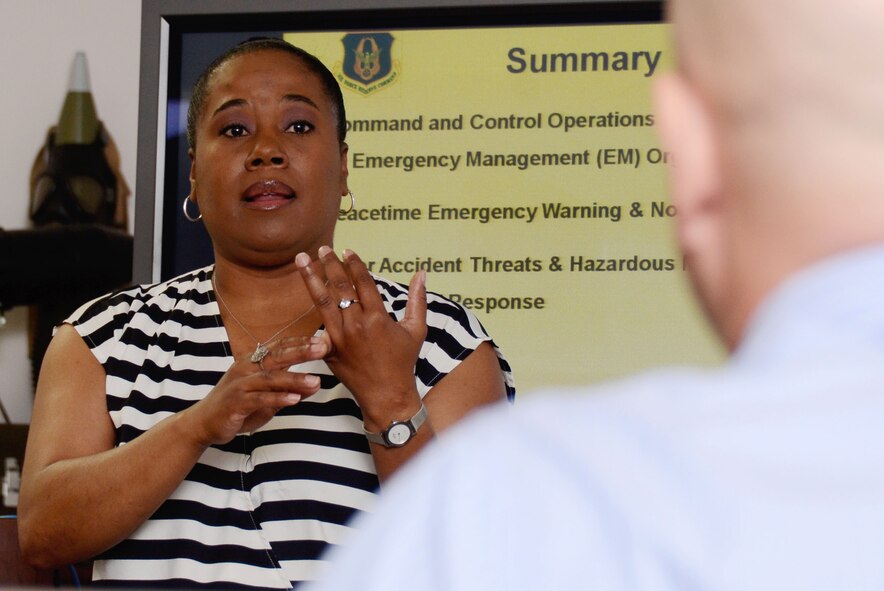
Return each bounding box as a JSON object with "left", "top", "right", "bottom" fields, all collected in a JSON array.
[
  {"left": 183, "top": 196, "right": 202, "bottom": 222},
  {"left": 340, "top": 191, "right": 356, "bottom": 214}
]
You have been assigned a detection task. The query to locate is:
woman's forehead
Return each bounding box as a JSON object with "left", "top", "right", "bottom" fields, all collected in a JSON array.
[{"left": 205, "top": 50, "right": 325, "bottom": 107}]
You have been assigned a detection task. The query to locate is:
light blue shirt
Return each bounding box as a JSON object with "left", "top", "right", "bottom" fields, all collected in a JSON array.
[{"left": 312, "top": 245, "right": 884, "bottom": 590}]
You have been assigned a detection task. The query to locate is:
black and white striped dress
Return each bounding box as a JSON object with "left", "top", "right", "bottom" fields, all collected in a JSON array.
[{"left": 66, "top": 265, "right": 515, "bottom": 589}]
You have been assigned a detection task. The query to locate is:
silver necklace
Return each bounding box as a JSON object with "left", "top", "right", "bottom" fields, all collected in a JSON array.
[{"left": 211, "top": 274, "right": 317, "bottom": 363}]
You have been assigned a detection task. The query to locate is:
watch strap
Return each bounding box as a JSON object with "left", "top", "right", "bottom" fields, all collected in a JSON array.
[{"left": 364, "top": 402, "right": 428, "bottom": 447}]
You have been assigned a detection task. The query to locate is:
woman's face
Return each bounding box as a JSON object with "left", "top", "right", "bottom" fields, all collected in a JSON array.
[{"left": 190, "top": 49, "right": 348, "bottom": 267}]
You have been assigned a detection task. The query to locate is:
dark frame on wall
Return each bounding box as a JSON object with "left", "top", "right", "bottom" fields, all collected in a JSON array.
[{"left": 135, "top": 0, "right": 663, "bottom": 284}]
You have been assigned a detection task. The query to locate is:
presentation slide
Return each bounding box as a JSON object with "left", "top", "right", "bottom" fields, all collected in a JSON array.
[{"left": 285, "top": 23, "right": 724, "bottom": 393}]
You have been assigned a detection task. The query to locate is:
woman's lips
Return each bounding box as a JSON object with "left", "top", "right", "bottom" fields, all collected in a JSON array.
[{"left": 243, "top": 180, "right": 295, "bottom": 209}]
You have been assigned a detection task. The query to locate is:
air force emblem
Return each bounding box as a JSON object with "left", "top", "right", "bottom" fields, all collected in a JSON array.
[{"left": 339, "top": 33, "right": 399, "bottom": 95}]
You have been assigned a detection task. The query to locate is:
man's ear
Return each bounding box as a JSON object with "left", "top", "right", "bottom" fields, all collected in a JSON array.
[{"left": 653, "top": 72, "right": 723, "bottom": 256}]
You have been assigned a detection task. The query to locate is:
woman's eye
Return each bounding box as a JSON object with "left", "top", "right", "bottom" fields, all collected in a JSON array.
[
  {"left": 221, "top": 124, "right": 249, "bottom": 138},
  {"left": 287, "top": 120, "right": 314, "bottom": 134}
]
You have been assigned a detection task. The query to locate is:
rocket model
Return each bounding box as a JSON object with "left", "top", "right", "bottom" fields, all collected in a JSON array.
[
  {"left": 29, "top": 52, "right": 124, "bottom": 229},
  {"left": 10, "top": 52, "right": 132, "bottom": 387}
]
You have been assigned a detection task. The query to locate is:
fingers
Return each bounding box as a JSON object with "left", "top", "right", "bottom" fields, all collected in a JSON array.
[
  {"left": 342, "top": 249, "right": 387, "bottom": 315},
  {"left": 226, "top": 337, "right": 327, "bottom": 407},
  {"left": 250, "top": 367, "right": 322, "bottom": 397},
  {"left": 294, "top": 246, "right": 424, "bottom": 328},
  {"left": 258, "top": 336, "right": 329, "bottom": 373},
  {"left": 403, "top": 269, "right": 429, "bottom": 342},
  {"left": 319, "top": 245, "right": 362, "bottom": 310},
  {"left": 194, "top": 364, "right": 322, "bottom": 445},
  {"left": 296, "top": 249, "right": 345, "bottom": 336},
  {"left": 296, "top": 246, "right": 384, "bottom": 343},
  {"left": 249, "top": 389, "right": 303, "bottom": 409}
]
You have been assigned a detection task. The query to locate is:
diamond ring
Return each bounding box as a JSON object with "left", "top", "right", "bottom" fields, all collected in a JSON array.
[{"left": 338, "top": 298, "right": 359, "bottom": 310}]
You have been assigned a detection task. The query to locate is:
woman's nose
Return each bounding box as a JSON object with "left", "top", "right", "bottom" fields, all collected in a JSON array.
[{"left": 246, "top": 131, "right": 288, "bottom": 169}]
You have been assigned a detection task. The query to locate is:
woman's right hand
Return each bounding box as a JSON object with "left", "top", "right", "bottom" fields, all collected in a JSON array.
[
  {"left": 22, "top": 326, "right": 332, "bottom": 568},
  {"left": 184, "top": 335, "right": 330, "bottom": 446}
]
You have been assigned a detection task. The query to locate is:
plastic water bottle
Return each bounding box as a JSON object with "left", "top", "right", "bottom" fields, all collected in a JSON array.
[{"left": 2, "top": 457, "right": 20, "bottom": 508}]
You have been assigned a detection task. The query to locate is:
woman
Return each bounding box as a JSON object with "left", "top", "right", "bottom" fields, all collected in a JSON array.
[{"left": 18, "top": 38, "right": 513, "bottom": 588}]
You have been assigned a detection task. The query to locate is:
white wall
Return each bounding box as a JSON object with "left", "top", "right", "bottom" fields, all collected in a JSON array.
[{"left": 0, "top": 0, "right": 142, "bottom": 422}]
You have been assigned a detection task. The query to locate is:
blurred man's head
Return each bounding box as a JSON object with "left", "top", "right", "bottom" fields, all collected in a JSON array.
[{"left": 654, "top": 0, "right": 884, "bottom": 350}]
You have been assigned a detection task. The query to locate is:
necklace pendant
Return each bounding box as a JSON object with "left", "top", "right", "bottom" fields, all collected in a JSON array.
[{"left": 251, "top": 344, "right": 269, "bottom": 363}]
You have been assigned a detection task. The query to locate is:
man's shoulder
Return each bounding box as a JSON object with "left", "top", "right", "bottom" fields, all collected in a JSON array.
[
  {"left": 453, "top": 366, "right": 723, "bottom": 450},
  {"left": 318, "top": 367, "right": 731, "bottom": 590},
  {"left": 414, "top": 366, "right": 728, "bottom": 515}
]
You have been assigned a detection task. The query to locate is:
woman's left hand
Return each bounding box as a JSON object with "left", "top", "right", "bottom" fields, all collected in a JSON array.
[{"left": 295, "top": 246, "right": 427, "bottom": 429}]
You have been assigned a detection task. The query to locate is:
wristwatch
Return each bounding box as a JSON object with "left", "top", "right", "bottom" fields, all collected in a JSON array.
[{"left": 364, "top": 402, "right": 428, "bottom": 448}]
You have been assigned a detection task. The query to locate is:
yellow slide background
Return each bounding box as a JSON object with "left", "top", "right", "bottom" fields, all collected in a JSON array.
[{"left": 286, "top": 24, "right": 723, "bottom": 393}]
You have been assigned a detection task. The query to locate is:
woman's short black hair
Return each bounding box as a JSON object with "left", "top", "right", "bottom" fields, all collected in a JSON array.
[{"left": 186, "top": 37, "right": 347, "bottom": 152}]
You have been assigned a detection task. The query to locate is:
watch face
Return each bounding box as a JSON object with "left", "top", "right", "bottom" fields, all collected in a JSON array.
[{"left": 386, "top": 423, "right": 412, "bottom": 446}]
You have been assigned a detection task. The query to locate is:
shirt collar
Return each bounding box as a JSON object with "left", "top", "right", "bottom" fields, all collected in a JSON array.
[{"left": 733, "top": 243, "right": 884, "bottom": 368}]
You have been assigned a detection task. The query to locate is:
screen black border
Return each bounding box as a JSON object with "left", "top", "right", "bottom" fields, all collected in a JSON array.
[{"left": 135, "top": 0, "right": 664, "bottom": 283}]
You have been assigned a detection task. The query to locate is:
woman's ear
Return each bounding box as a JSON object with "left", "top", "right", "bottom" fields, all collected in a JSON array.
[
  {"left": 188, "top": 149, "right": 198, "bottom": 203},
  {"left": 653, "top": 71, "right": 723, "bottom": 257},
  {"left": 339, "top": 142, "right": 350, "bottom": 195}
]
